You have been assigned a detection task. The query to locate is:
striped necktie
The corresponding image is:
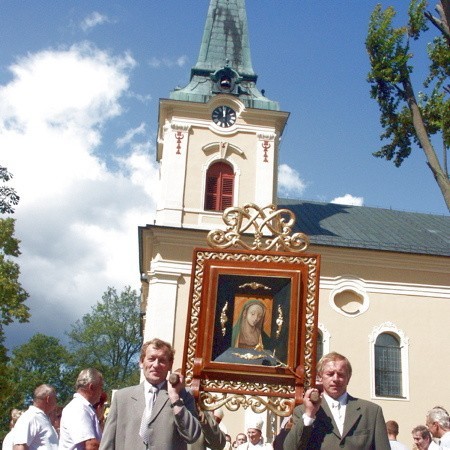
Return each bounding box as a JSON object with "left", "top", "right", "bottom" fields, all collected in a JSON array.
[{"left": 139, "top": 385, "right": 158, "bottom": 444}]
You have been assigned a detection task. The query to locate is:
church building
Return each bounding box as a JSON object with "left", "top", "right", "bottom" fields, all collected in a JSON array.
[{"left": 138, "top": 0, "right": 450, "bottom": 443}]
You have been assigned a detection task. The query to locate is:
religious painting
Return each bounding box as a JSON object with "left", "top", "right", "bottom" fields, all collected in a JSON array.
[{"left": 212, "top": 273, "right": 291, "bottom": 366}]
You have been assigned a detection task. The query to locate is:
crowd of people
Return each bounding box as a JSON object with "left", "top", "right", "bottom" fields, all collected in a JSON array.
[{"left": 2, "top": 342, "right": 449, "bottom": 450}]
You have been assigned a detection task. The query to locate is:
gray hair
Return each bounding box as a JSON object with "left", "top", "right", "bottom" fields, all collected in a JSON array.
[
  {"left": 75, "top": 368, "right": 103, "bottom": 391},
  {"left": 34, "top": 384, "right": 56, "bottom": 400},
  {"left": 427, "top": 406, "right": 450, "bottom": 430}
]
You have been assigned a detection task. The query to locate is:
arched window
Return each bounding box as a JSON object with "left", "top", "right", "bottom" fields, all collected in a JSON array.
[
  {"left": 370, "top": 322, "right": 409, "bottom": 400},
  {"left": 204, "top": 162, "right": 234, "bottom": 211},
  {"left": 374, "top": 333, "right": 402, "bottom": 397}
]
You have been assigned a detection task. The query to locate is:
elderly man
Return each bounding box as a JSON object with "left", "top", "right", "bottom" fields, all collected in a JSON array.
[
  {"left": 238, "top": 417, "right": 272, "bottom": 449},
  {"left": 12, "top": 384, "right": 58, "bottom": 450},
  {"left": 59, "top": 368, "right": 104, "bottom": 450},
  {"left": 100, "top": 337, "right": 201, "bottom": 449},
  {"left": 411, "top": 425, "right": 440, "bottom": 450},
  {"left": 426, "top": 406, "right": 450, "bottom": 448},
  {"left": 283, "top": 352, "right": 390, "bottom": 450}
]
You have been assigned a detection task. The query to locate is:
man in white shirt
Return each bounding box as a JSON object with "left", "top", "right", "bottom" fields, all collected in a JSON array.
[
  {"left": 386, "top": 420, "right": 408, "bottom": 450},
  {"left": 12, "top": 384, "right": 58, "bottom": 450},
  {"left": 58, "top": 368, "right": 104, "bottom": 450},
  {"left": 283, "top": 352, "right": 390, "bottom": 449},
  {"left": 426, "top": 406, "right": 450, "bottom": 448}
]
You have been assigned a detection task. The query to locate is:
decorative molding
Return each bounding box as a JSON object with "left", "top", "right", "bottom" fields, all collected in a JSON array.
[
  {"left": 328, "top": 276, "right": 369, "bottom": 318},
  {"left": 261, "top": 140, "right": 271, "bottom": 163},
  {"left": 171, "top": 122, "right": 191, "bottom": 132},
  {"left": 321, "top": 276, "right": 450, "bottom": 299},
  {"left": 202, "top": 141, "right": 245, "bottom": 159},
  {"left": 257, "top": 132, "right": 276, "bottom": 141},
  {"left": 369, "top": 321, "right": 409, "bottom": 346}
]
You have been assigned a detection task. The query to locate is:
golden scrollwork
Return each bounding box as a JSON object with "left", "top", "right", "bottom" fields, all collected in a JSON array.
[
  {"left": 200, "top": 378, "right": 294, "bottom": 396},
  {"left": 238, "top": 282, "right": 271, "bottom": 291},
  {"left": 207, "top": 203, "right": 309, "bottom": 252},
  {"left": 220, "top": 301, "right": 228, "bottom": 336},
  {"left": 276, "top": 305, "right": 283, "bottom": 339},
  {"left": 200, "top": 391, "right": 293, "bottom": 416},
  {"left": 231, "top": 351, "right": 267, "bottom": 360}
]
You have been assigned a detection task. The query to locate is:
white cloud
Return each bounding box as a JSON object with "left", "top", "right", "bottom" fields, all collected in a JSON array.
[
  {"left": 81, "top": 12, "right": 111, "bottom": 32},
  {"left": 331, "top": 194, "right": 364, "bottom": 206},
  {"left": 1, "top": 44, "right": 158, "bottom": 349},
  {"left": 116, "top": 123, "right": 146, "bottom": 148},
  {"left": 148, "top": 56, "right": 189, "bottom": 68},
  {"left": 277, "top": 164, "right": 306, "bottom": 198}
]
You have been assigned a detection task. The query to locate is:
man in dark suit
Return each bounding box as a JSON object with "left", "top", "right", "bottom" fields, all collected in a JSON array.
[
  {"left": 283, "top": 352, "right": 390, "bottom": 450},
  {"left": 100, "top": 338, "right": 201, "bottom": 450}
]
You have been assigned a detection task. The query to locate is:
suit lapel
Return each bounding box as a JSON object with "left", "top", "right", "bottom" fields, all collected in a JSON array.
[
  {"left": 132, "top": 383, "right": 146, "bottom": 417},
  {"left": 320, "top": 402, "right": 341, "bottom": 439},
  {"left": 342, "top": 395, "right": 362, "bottom": 439}
]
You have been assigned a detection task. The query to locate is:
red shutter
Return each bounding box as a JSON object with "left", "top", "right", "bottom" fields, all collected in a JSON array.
[
  {"left": 220, "top": 175, "right": 234, "bottom": 210},
  {"left": 205, "top": 176, "right": 218, "bottom": 210},
  {"left": 204, "top": 162, "right": 234, "bottom": 211}
]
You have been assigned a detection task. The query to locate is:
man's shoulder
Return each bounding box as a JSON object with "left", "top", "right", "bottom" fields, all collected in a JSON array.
[
  {"left": 441, "top": 431, "right": 450, "bottom": 445},
  {"left": 16, "top": 406, "right": 39, "bottom": 422},
  {"left": 347, "top": 394, "right": 381, "bottom": 410},
  {"left": 113, "top": 383, "right": 143, "bottom": 398},
  {"left": 389, "top": 440, "right": 409, "bottom": 450}
]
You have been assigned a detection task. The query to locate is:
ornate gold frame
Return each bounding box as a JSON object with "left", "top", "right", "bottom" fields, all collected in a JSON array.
[{"left": 182, "top": 204, "right": 320, "bottom": 416}]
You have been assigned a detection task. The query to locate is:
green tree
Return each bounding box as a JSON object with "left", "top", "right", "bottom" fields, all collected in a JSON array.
[
  {"left": 0, "top": 166, "right": 20, "bottom": 215},
  {"left": 0, "top": 167, "right": 29, "bottom": 414},
  {"left": 366, "top": 0, "right": 450, "bottom": 210},
  {"left": 0, "top": 334, "right": 74, "bottom": 439},
  {"left": 67, "top": 286, "right": 141, "bottom": 390}
]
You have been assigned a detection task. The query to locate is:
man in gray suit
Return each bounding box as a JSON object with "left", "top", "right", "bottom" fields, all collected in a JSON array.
[
  {"left": 100, "top": 338, "right": 201, "bottom": 450},
  {"left": 283, "top": 352, "right": 390, "bottom": 450}
]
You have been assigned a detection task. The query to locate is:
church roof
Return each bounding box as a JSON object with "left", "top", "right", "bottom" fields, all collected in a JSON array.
[
  {"left": 278, "top": 199, "right": 450, "bottom": 257},
  {"left": 170, "top": 0, "right": 279, "bottom": 110}
]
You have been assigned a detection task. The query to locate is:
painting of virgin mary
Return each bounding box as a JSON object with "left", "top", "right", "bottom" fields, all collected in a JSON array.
[{"left": 231, "top": 298, "right": 271, "bottom": 350}]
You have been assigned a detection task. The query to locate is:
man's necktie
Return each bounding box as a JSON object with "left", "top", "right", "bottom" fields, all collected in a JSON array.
[
  {"left": 332, "top": 401, "right": 344, "bottom": 435},
  {"left": 139, "top": 385, "right": 158, "bottom": 444},
  {"left": 332, "top": 401, "right": 342, "bottom": 419}
]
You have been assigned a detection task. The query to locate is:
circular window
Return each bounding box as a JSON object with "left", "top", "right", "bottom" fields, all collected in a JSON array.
[{"left": 329, "top": 277, "right": 369, "bottom": 317}]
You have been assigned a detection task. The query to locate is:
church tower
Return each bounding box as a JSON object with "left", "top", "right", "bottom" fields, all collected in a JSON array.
[
  {"left": 155, "top": 0, "right": 289, "bottom": 229},
  {"left": 140, "top": 0, "right": 289, "bottom": 354}
]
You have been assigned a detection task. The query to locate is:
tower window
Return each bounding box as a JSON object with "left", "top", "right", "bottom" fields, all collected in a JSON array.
[{"left": 204, "top": 162, "right": 234, "bottom": 211}]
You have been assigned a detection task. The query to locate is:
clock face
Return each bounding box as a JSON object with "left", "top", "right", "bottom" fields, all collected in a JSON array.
[{"left": 212, "top": 105, "right": 236, "bottom": 128}]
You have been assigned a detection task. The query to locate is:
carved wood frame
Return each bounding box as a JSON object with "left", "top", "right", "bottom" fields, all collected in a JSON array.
[{"left": 183, "top": 247, "right": 320, "bottom": 416}]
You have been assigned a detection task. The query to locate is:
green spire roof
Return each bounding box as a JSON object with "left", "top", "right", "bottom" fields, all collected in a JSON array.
[
  {"left": 194, "top": 0, "right": 255, "bottom": 77},
  {"left": 170, "top": 0, "right": 279, "bottom": 110}
]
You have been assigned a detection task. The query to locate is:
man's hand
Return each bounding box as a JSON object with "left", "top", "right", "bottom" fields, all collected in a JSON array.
[
  {"left": 168, "top": 371, "right": 185, "bottom": 403},
  {"left": 303, "top": 387, "right": 322, "bottom": 419},
  {"left": 84, "top": 438, "right": 100, "bottom": 450}
]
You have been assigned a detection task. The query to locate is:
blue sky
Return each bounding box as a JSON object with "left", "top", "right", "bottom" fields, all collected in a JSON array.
[{"left": 1, "top": 1, "right": 448, "bottom": 350}]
